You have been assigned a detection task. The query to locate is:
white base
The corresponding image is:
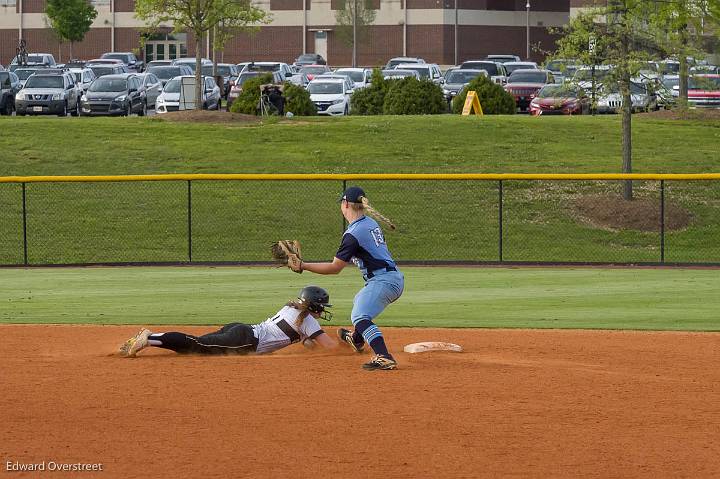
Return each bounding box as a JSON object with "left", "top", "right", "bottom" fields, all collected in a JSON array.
[{"left": 403, "top": 342, "right": 463, "bottom": 354}]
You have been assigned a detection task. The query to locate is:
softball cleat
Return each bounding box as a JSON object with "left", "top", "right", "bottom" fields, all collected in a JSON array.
[
  {"left": 362, "top": 355, "right": 397, "bottom": 371},
  {"left": 337, "top": 328, "right": 364, "bottom": 353},
  {"left": 119, "top": 328, "right": 151, "bottom": 358}
]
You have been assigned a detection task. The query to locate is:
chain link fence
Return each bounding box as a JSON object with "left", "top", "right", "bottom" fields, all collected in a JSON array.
[{"left": 0, "top": 175, "right": 719, "bottom": 266}]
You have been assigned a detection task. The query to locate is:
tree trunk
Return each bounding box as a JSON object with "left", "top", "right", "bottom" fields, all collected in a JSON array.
[
  {"left": 69, "top": 42, "right": 74, "bottom": 60},
  {"left": 195, "top": 36, "right": 202, "bottom": 110},
  {"left": 619, "top": 2, "right": 632, "bottom": 201},
  {"left": 678, "top": 47, "right": 689, "bottom": 111},
  {"left": 621, "top": 78, "right": 633, "bottom": 201}
]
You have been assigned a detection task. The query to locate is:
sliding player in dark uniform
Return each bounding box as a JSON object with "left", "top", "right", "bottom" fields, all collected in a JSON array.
[{"left": 118, "top": 286, "right": 337, "bottom": 357}]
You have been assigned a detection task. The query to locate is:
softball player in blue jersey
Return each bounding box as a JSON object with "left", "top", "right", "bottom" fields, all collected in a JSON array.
[{"left": 297, "top": 186, "right": 404, "bottom": 370}]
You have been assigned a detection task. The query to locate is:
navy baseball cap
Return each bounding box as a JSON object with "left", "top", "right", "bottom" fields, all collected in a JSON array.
[{"left": 338, "top": 186, "right": 365, "bottom": 203}]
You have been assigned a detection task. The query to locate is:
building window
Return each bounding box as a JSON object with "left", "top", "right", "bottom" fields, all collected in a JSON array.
[{"left": 0, "top": 0, "right": 17, "bottom": 7}]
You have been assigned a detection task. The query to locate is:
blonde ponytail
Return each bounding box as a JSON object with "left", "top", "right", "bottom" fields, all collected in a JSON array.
[
  {"left": 360, "top": 196, "right": 397, "bottom": 231},
  {"left": 287, "top": 300, "right": 309, "bottom": 327}
]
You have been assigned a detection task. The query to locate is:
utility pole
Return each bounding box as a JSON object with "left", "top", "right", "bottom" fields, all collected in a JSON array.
[
  {"left": 352, "top": 0, "right": 357, "bottom": 67},
  {"left": 526, "top": 1, "right": 530, "bottom": 60},
  {"left": 454, "top": 0, "right": 458, "bottom": 65}
]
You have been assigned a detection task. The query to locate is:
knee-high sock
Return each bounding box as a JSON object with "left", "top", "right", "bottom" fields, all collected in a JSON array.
[
  {"left": 353, "top": 319, "right": 392, "bottom": 359},
  {"left": 148, "top": 332, "right": 197, "bottom": 353}
]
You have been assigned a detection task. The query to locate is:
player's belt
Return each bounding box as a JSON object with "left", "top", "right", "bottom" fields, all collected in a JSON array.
[
  {"left": 275, "top": 319, "right": 301, "bottom": 344},
  {"left": 364, "top": 266, "right": 397, "bottom": 280}
]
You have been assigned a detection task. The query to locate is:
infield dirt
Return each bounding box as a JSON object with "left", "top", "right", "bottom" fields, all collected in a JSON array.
[{"left": 1, "top": 325, "right": 719, "bottom": 478}]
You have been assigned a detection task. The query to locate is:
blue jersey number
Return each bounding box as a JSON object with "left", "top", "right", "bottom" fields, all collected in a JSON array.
[{"left": 370, "top": 227, "right": 386, "bottom": 247}]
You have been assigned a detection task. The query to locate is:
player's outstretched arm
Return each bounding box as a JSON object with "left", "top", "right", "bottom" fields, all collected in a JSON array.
[
  {"left": 313, "top": 332, "right": 339, "bottom": 349},
  {"left": 301, "top": 257, "right": 348, "bottom": 275}
]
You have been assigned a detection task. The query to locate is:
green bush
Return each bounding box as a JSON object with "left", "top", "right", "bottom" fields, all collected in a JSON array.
[
  {"left": 451, "top": 74, "right": 516, "bottom": 115},
  {"left": 382, "top": 77, "right": 446, "bottom": 115},
  {"left": 350, "top": 68, "right": 388, "bottom": 115},
  {"left": 283, "top": 82, "right": 316, "bottom": 116},
  {"left": 229, "top": 73, "right": 273, "bottom": 115}
]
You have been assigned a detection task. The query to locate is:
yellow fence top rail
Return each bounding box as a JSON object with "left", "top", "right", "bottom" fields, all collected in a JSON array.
[{"left": 1, "top": 173, "right": 720, "bottom": 183}]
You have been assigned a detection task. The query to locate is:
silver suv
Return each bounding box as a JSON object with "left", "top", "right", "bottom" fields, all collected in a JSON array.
[{"left": 15, "top": 72, "right": 81, "bottom": 116}]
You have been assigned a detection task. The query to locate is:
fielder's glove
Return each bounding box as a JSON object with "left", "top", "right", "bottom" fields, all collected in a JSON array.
[{"left": 270, "top": 240, "right": 303, "bottom": 274}]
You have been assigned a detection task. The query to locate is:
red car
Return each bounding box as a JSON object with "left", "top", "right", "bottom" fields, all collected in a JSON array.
[
  {"left": 504, "top": 69, "right": 555, "bottom": 112},
  {"left": 687, "top": 74, "right": 720, "bottom": 108},
  {"left": 529, "top": 84, "right": 590, "bottom": 116}
]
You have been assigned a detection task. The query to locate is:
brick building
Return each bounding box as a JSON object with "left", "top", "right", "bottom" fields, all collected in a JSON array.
[{"left": 1, "top": 0, "right": 573, "bottom": 67}]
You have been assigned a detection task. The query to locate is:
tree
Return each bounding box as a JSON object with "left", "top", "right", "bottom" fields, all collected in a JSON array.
[
  {"left": 335, "top": 0, "right": 376, "bottom": 67},
  {"left": 45, "top": 0, "right": 97, "bottom": 60},
  {"left": 650, "top": 0, "right": 720, "bottom": 110},
  {"left": 136, "top": 0, "right": 269, "bottom": 110},
  {"left": 552, "top": 1, "right": 659, "bottom": 201}
]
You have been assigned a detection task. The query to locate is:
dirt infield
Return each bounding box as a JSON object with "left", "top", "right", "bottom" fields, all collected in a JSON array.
[{"left": 1, "top": 326, "right": 719, "bottom": 478}]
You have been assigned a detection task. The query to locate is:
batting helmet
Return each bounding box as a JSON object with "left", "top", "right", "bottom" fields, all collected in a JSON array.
[{"left": 298, "top": 285, "right": 333, "bottom": 320}]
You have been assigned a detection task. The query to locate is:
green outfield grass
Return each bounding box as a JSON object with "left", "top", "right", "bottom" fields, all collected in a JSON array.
[
  {"left": 1, "top": 266, "right": 718, "bottom": 331},
  {"left": 0, "top": 115, "right": 719, "bottom": 175},
  {"left": 0, "top": 115, "right": 719, "bottom": 265}
]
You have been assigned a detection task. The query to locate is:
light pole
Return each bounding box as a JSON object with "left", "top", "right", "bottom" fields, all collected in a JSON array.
[
  {"left": 454, "top": 0, "right": 458, "bottom": 65},
  {"left": 352, "top": 0, "right": 357, "bottom": 67},
  {"left": 526, "top": 1, "right": 530, "bottom": 60}
]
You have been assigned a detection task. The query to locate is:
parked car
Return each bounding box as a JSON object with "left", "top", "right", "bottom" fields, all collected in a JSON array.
[
  {"left": 486, "top": 54, "right": 521, "bottom": 64},
  {"left": 101, "top": 52, "right": 144, "bottom": 72},
  {"left": 136, "top": 72, "right": 162, "bottom": 108},
  {"left": 334, "top": 68, "right": 372, "bottom": 89},
  {"left": 308, "top": 78, "right": 351, "bottom": 116},
  {"left": 529, "top": 84, "right": 590, "bottom": 116},
  {"left": 459, "top": 60, "right": 507, "bottom": 84},
  {"left": 596, "top": 81, "right": 657, "bottom": 113},
  {"left": 299, "top": 65, "right": 331, "bottom": 81},
  {"left": 658, "top": 60, "right": 680, "bottom": 76},
  {"left": 155, "top": 75, "right": 221, "bottom": 113},
  {"left": 86, "top": 58, "right": 126, "bottom": 67},
  {"left": 13, "top": 67, "right": 45, "bottom": 88},
  {"left": 62, "top": 60, "right": 87, "bottom": 69},
  {"left": 686, "top": 74, "right": 720, "bottom": 108},
  {"left": 381, "top": 69, "right": 421, "bottom": 80},
  {"left": 690, "top": 65, "right": 720, "bottom": 75},
  {"left": 293, "top": 53, "right": 326, "bottom": 68},
  {"left": 504, "top": 61, "right": 538, "bottom": 75},
  {"left": 241, "top": 62, "right": 294, "bottom": 80},
  {"left": 572, "top": 65, "right": 612, "bottom": 90},
  {"left": 69, "top": 68, "right": 97, "bottom": 93},
  {"left": 80, "top": 73, "right": 147, "bottom": 116},
  {"left": 171, "top": 57, "right": 213, "bottom": 73},
  {"left": 200, "top": 63, "right": 240, "bottom": 98},
  {"left": 147, "top": 60, "right": 174, "bottom": 68},
  {"left": 395, "top": 63, "right": 443, "bottom": 84},
  {"left": 545, "top": 59, "right": 579, "bottom": 82},
  {"left": 147, "top": 65, "right": 194, "bottom": 86},
  {"left": 288, "top": 71, "right": 311, "bottom": 87},
  {"left": 385, "top": 57, "right": 425, "bottom": 69},
  {"left": 0, "top": 71, "right": 22, "bottom": 115},
  {"left": 441, "top": 69, "right": 488, "bottom": 105},
  {"left": 88, "top": 63, "right": 128, "bottom": 78},
  {"left": 10, "top": 53, "right": 57, "bottom": 68},
  {"left": 312, "top": 73, "right": 355, "bottom": 94},
  {"left": 504, "top": 69, "right": 555, "bottom": 112},
  {"left": 226, "top": 71, "right": 283, "bottom": 110},
  {"left": 15, "top": 73, "right": 81, "bottom": 116}
]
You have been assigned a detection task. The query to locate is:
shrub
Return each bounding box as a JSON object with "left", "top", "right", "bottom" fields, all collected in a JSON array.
[
  {"left": 382, "top": 77, "right": 446, "bottom": 115},
  {"left": 451, "top": 74, "right": 516, "bottom": 115},
  {"left": 229, "top": 73, "right": 273, "bottom": 115},
  {"left": 350, "top": 68, "right": 388, "bottom": 115},
  {"left": 283, "top": 82, "right": 316, "bottom": 116}
]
